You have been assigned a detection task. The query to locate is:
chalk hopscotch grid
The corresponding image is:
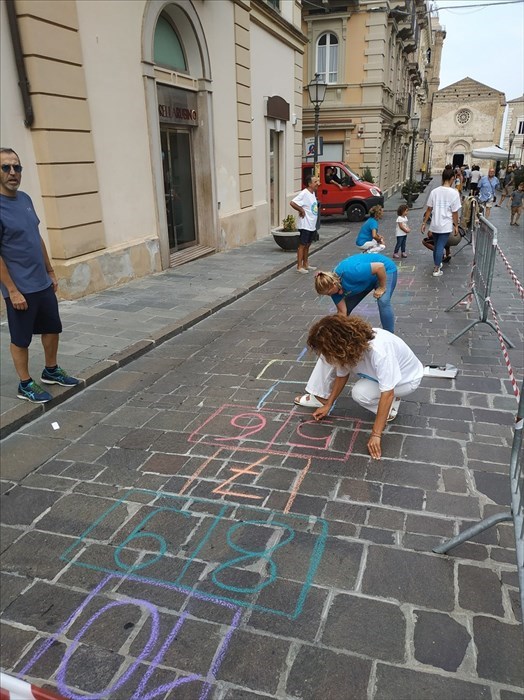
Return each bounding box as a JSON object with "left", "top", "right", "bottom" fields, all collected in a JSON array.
[
  {"left": 19, "top": 573, "right": 243, "bottom": 700},
  {"left": 187, "top": 403, "right": 363, "bottom": 463},
  {"left": 60, "top": 490, "right": 328, "bottom": 619}
]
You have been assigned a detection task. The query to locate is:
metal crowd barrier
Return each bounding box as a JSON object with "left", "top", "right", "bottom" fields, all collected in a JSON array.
[
  {"left": 446, "top": 213, "right": 514, "bottom": 347},
  {"left": 433, "top": 381, "right": 524, "bottom": 616}
]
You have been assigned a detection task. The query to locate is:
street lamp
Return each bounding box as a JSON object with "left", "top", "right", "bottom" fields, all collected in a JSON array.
[
  {"left": 407, "top": 114, "right": 419, "bottom": 207},
  {"left": 420, "top": 128, "right": 429, "bottom": 182},
  {"left": 307, "top": 73, "right": 327, "bottom": 173},
  {"left": 507, "top": 129, "right": 515, "bottom": 172}
]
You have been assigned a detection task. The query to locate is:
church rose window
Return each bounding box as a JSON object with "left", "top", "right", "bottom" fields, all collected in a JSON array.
[{"left": 456, "top": 109, "right": 472, "bottom": 125}]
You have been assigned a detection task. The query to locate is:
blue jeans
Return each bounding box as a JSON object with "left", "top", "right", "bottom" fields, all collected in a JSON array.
[
  {"left": 345, "top": 268, "right": 397, "bottom": 333},
  {"left": 432, "top": 232, "right": 450, "bottom": 267},
  {"left": 394, "top": 236, "right": 407, "bottom": 254}
]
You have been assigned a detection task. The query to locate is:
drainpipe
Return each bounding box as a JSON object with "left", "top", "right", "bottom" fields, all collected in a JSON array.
[{"left": 6, "top": 0, "right": 34, "bottom": 127}]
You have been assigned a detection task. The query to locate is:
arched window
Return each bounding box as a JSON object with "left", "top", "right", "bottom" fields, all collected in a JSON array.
[
  {"left": 316, "top": 33, "right": 338, "bottom": 84},
  {"left": 154, "top": 15, "right": 187, "bottom": 71}
]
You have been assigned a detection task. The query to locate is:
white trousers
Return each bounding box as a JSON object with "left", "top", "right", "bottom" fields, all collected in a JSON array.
[
  {"left": 357, "top": 240, "right": 381, "bottom": 252},
  {"left": 305, "top": 355, "right": 422, "bottom": 414}
]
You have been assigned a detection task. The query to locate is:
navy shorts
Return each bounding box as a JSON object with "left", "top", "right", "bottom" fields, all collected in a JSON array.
[
  {"left": 299, "top": 229, "right": 316, "bottom": 246},
  {"left": 4, "top": 284, "right": 62, "bottom": 348}
]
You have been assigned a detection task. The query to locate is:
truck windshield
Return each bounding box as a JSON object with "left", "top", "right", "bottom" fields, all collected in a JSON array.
[{"left": 345, "top": 168, "right": 361, "bottom": 181}]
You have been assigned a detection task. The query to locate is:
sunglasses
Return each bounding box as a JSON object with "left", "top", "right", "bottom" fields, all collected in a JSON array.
[{"left": 1, "top": 164, "right": 23, "bottom": 174}]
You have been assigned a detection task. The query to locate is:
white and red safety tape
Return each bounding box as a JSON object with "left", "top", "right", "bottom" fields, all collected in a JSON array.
[
  {"left": 486, "top": 297, "right": 520, "bottom": 400},
  {"left": 496, "top": 243, "right": 524, "bottom": 299},
  {"left": 0, "top": 672, "right": 65, "bottom": 700}
]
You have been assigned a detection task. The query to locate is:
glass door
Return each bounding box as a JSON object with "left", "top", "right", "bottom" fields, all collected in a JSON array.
[
  {"left": 160, "top": 128, "right": 196, "bottom": 251},
  {"left": 269, "top": 129, "right": 280, "bottom": 228}
]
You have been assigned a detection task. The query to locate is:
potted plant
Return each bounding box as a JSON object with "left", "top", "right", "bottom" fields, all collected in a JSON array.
[
  {"left": 401, "top": 179, "right": 421, "bottom": 202},
  {"left": 271, "top": 214, "right": 300, "bottom": 251}
]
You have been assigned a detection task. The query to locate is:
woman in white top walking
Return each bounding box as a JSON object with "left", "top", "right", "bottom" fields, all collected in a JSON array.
[{"left": 421, "top": 167, "right": 461, "bottom": 277}]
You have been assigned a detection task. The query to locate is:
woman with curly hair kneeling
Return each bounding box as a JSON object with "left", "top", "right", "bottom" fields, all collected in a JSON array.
[{"left": 295, "top": 315, "right": 423, "bottom": 459}]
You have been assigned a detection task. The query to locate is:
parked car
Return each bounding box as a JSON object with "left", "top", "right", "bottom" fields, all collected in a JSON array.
[{"left": 302, "top": 161, "right": 384, "bottom": 222}]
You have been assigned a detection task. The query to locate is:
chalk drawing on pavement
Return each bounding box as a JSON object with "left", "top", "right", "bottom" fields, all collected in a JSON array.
[
  {"left": 60, "top": 490, "right": 328, "bottom": 619},
  {"left": 20, "top": 574, "right": 242, "bottom": 700}
]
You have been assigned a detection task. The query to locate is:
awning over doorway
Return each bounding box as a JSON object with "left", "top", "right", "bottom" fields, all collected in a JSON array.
[{"left": 471, "top": 145, "right": 515, "bottom": 160}]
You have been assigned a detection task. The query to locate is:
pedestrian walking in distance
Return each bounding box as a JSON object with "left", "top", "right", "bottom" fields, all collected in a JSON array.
[
  {"left": 510, "top": 181, "right": 524, "bottom": 226},
  {"left": 421, "top": 166, "right": 461, "bottom": 277},
  {"left": 0, "top": 147, "right": 79, "bottom": 403}
]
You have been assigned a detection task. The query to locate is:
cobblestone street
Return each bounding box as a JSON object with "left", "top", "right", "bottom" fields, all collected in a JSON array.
[{"left": 1, "top": 200, "right": 523, "bottom": 699}]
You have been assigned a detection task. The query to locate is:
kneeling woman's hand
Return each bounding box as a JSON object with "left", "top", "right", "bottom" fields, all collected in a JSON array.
[
  {"left": 367, "top": 433, "right": 382, "bottom": 459},
  {"left": 312, "top": 404, "right": 331, "bottom": 421}
]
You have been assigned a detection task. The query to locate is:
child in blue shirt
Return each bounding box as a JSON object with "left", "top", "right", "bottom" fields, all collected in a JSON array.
[{"left": 355, "top": 205, "right": 385, "bottom": 253}]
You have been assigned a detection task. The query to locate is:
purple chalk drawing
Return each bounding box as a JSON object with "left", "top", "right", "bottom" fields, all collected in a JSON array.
[
  {"left": 56, "top": 599, "right": 160, "bottom": 699},
  {"left": 20, "top": 574, "right": 242, "bottom": 700}
]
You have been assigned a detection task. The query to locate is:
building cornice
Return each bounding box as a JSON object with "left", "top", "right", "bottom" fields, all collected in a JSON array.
[{"left": 249, "top": 1, "right": 307, "bottom": 51}]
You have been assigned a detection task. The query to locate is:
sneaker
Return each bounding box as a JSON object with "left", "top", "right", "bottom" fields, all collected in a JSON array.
[
  {"left": 17, "top": 380, "right": 52, "bottom": 403},
  {"left": 41, "top": 366, "right": 80, "bottom": 386},
  {"left": 306, "top": 265, "right": 317, "bottom": 271},
  {"left": 401, "top": 253, "right": 408, "bottom": 258},
  {"left": 297, "top": 268, "right": 309, "bottom": 274},
  {"left": 392, "top": 253, "right": 400, "bottom": 259},
  {"left": 432, "top": 268, "right": 444, "bottom": 277}
]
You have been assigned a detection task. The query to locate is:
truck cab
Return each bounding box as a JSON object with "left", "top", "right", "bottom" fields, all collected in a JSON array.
[{"left": 302, "top": 162, "right": 384, "bottom": 222}]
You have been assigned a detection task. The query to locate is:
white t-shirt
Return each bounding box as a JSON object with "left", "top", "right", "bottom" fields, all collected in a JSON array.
[
  {"left": 335, "top": 328, "right": 424, "bottom": 392},
  {"left": 396, "top": 215, "right": 409, "bottom": 237},
  {"left": 470, "top": 170, "right": 482, "bottom": 184},
  {"left": 426, "top": 185, "right": 461, "bottom": 233},
  {"left": 292, "top": 188, "right": 318, "bottom": 232}
]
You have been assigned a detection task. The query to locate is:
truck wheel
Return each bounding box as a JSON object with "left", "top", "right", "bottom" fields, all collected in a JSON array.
[{"left": 346, "top": 202, "right": 367, "bottom": 222}]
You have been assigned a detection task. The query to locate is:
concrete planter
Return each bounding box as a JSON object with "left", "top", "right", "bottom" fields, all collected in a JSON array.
[{"left": 271, "top": 228, "right": 300, "bottom": 251}]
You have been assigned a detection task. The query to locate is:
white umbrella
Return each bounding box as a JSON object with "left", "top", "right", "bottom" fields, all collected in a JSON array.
[{"left": 470, "top": 145, "right": 515, "bottom": 160}]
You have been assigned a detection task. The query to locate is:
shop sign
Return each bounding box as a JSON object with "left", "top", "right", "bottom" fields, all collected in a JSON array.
[{"left": 157, "top": 85, "right": 198, "bottom": 126}]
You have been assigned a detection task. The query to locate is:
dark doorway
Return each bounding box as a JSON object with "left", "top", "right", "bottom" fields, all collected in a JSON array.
[
  {"left": 160, "top": 128, "right": 196, "bottom": 252},
  {"left": 452, "top": 153, "right": 464, "bottom": 168}
]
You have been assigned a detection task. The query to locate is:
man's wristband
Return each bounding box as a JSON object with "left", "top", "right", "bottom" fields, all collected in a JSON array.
[{"left": 371, "top": 432, "right": 382, "bottom": 439}]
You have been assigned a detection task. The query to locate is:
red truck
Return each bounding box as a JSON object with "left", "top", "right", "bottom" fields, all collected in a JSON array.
[{"left": 302, "top": 161, "right": 384, "bottom": 222}]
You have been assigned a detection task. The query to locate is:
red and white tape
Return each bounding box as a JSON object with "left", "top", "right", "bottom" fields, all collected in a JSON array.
[
  {"left": 486, "top": 297, "right": 520, "bottom": 400},
  {"left": 496, "top": 243, "right": 524, "bottom": 299},
  {"left": 0, "top": 672, "right": 65, "bottom": 700}
]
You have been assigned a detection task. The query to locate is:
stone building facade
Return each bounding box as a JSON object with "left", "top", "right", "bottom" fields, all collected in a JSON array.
[
  {"left": 301, "top": 0, "right": 444, "bottom": 197},
  {"left": 431, "top": 78, "right": 506, "bottom": 171},
  {"left": 505, "top": 95, "right": 524, "bottom": 166},
  {"left": 1, "top": 0, "right": 306, "bottom": 298}
]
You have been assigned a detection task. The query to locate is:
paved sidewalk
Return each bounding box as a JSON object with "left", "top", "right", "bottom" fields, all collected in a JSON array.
[{"left": 1, "top": 180, "right": 523, "bottom": 699}]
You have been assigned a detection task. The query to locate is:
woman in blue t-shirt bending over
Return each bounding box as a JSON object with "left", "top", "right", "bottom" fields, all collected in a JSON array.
[{"left": 314, "top": 253, "right": 397, "bottom": 333}]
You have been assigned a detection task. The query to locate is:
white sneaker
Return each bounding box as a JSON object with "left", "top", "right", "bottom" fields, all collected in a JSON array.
[
  {"left": 365, "top": 244, "right": 386, "bottom": 253},
  {"left": 432, "top": 267, "right": 443, "bottom": 277},
  {"left": 297, "top": 268, "right": 309, "bottom": 274},
  {"left": 306, "top": 265, "right": 317, "bottom": 271}
]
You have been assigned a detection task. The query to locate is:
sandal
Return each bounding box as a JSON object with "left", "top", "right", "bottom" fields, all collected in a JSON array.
[
  {"left": 294, "top": 393, "right": 324, "bottom": 408},
  {"left": 387, "top": 398, "right": 401, "bottom": 422}
]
